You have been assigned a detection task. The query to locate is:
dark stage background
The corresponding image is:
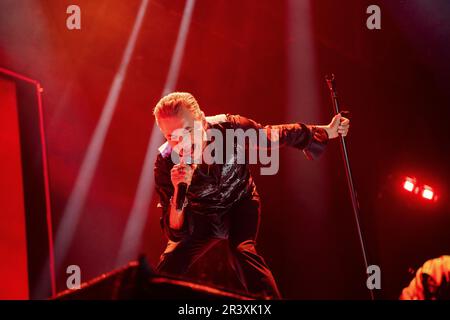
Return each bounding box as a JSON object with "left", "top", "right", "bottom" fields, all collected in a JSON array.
[{"left": 1, "top": 0, "right": 449, "bottom": 299}]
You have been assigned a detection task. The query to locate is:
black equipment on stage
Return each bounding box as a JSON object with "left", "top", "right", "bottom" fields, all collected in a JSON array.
[{"left": 53, "top": 256, "right": 254, "bottom": 300}]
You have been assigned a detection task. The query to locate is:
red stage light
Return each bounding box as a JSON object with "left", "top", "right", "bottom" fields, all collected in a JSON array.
[
  {"left": 422, "top": 185, "right": 434, "bottom": 200},
  {"left": 403, "top": 177, "right": 415, "bottom": 192}
]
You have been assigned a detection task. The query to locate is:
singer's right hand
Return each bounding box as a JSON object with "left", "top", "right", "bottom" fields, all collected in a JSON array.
[{"left": 170, "top": 163, "right": 195, "bottom": 188}]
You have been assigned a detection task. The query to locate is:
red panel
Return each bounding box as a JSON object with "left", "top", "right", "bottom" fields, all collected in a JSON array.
[{"left": 0, "top": 78, "right": 29, "bottom": 299}]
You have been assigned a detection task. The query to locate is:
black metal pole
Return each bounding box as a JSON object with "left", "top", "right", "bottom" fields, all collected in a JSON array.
[{"left": 325, "top": 74, "right": 374, "bottom": 300}]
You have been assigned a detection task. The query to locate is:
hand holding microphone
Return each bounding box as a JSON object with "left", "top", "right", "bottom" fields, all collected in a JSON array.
[{"left": 170, "top": 156, "right": 196, "bottom": 211}]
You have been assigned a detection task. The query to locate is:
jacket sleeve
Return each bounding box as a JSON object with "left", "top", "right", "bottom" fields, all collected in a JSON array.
[
  {"left": 154, "top": 154, "right": 188, "bottom": 242},
  {"left": 227, "top": 114, "right": 329, "bottom": 160}
]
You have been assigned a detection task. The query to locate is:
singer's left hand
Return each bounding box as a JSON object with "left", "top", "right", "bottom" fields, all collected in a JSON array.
[{"left": 323, "top": 113, "right": 350, "bottom": 139}]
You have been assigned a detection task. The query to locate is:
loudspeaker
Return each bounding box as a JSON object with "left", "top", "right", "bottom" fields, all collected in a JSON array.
[{"left": 53, "top": 257, "right": 253, "bottom": 300}]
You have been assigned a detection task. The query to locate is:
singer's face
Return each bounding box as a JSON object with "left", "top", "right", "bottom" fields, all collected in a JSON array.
[{"left": 157, "top": 106, "right": 206, "bottom": 160}]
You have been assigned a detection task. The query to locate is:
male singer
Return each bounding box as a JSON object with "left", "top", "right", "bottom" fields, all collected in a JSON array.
[{"left": 153, "top": 92, "right": 349, "bottom": 299}]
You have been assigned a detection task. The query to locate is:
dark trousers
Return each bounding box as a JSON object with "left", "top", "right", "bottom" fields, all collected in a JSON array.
[{"left": 156, "top": 196, "right": 281, "bottom": 299}]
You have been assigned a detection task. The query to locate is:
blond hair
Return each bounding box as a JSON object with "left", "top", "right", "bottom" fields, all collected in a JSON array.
[{"left": 153, "top": 92, "right": 202, "bottom": 120}]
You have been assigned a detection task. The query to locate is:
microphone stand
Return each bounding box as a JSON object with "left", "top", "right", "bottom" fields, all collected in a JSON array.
[{"left": 325, "top": 74, "right": 374, "bottom": 300}]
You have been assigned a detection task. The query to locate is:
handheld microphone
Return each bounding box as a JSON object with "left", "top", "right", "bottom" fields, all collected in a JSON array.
[{"left": 175, "top": 182, "right": 188, "bottom": 211}]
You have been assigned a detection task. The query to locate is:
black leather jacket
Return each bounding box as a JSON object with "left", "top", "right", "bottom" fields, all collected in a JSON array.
[{"left": 154, "top": 114, "right": 329, "bottom": 241}]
